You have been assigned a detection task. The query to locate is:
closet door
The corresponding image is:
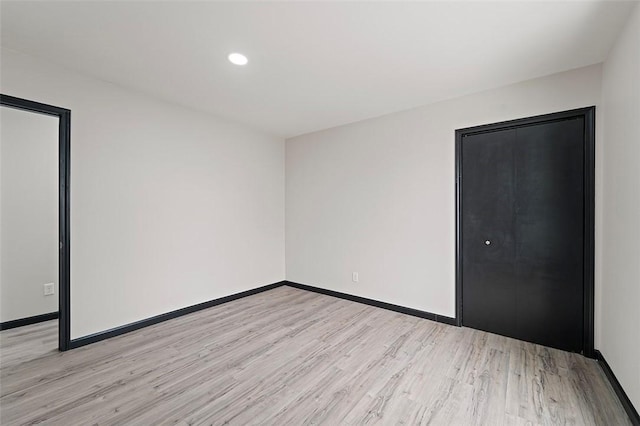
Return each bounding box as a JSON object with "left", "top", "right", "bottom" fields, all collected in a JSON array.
[
  {"left": 461, "top": 117, "right": 585, "bottom": 353},
  {"left": 461, "top": 128, "right": 517, "bottom": 339},
  {"left": 513, "top": 118, "right": 584, "bottom": 351}
]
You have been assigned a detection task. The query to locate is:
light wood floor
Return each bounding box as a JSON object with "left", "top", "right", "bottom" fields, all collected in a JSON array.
[{"left": 0, "top": 286, "right": 630, "bottom": 425}]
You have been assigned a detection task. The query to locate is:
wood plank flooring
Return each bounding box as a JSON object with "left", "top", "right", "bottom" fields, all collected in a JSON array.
[{"left": 0, "top": 286, "right": 630, "bottom": 425}]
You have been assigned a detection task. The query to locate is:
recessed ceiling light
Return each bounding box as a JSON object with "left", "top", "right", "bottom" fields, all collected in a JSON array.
[{"left": 228, "top": 53, "right": 248, "bottom": 66}]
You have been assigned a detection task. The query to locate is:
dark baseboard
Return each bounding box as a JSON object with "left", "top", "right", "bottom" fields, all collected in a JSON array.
[
  {"left": 285, "top": 281, "right": 457, "bottom": 325},
  {"left": 68, "top": 281, "right": 286, "bottom": 350},
  {"left": 0, "top": 311, "right": 59, "bottom": 331},
  {"left": 595, "top": 350, "right": 640, "bottom": 425}
]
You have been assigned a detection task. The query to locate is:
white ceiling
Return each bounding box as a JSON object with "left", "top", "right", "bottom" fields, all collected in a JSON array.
[{"left": 1, "top": 1, "right": 636, "bottom": 138}]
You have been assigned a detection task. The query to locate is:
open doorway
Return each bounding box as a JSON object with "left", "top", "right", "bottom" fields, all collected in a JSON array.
[{"left": 0, "top": 94, "right": 70, "bottom": 352}]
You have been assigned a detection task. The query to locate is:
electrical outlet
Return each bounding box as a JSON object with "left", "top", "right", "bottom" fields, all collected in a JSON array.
[
  {"left": 43, "top": 283, "right": 55, "bottom": 296},
  {"left": 352, "top": 272, "right": 359, "bottom": 283}
]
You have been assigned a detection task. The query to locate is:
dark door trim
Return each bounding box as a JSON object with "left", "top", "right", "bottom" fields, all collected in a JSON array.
[
  {"left": 455, "top": 106, "right": 595, "bottom": 357},
  {"left": 1, "top": 94, "right": 71, "bottom": 351}
]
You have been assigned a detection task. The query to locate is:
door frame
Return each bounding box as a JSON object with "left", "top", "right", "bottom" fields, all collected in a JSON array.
[
  {"left": 1, "top": 94, "right": 71, "bottom": 351},
  {"left": 454, "top": 106, "right": 595, "bottom": 357}
]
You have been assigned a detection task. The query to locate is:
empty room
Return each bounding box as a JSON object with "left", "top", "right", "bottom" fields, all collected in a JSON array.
[{"left": 0, "top": 1, "right": 638, "bottom": 425}]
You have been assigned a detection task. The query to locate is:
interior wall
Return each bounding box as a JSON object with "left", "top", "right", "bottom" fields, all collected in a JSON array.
[
  {"left": 601, "top": 3, "right": 640, "bottom": 411},
  {"left": 0, "top": 106, "right": 59, "bottom": 322},
  {"left": 286, "top": 64, "right": 603, "bottom": 323},
  {"left": 0, "top": 47, "right": 285, "bottom": 339}
]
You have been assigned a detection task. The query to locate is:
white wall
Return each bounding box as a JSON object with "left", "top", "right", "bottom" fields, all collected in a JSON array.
[
  {"left": 601, "top": 4, "right": 640, "bottom": 411},
  {"left": 0, "top": 48, "right": 285, "bottom": 339},
  {"left": 1, "top": 106, "right": 59, "bottom": 322},
  {"left": 286, "top": 64, "right": 603, "bottom": 322}
]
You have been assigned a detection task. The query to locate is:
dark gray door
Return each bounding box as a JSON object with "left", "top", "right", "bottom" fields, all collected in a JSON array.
[{"left": 461, "top": 117, "right": 585, "bottom": 352}]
